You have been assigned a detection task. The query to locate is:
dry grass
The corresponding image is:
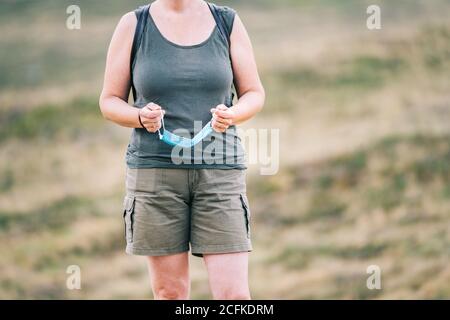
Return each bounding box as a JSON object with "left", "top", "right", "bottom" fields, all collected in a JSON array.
[{"left": 0, "top": 0, "right": 449, "bottom": 299}]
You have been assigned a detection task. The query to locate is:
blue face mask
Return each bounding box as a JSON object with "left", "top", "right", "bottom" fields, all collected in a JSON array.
[{"left": 157, "top": 111, "right": 213, "bottom": 148}]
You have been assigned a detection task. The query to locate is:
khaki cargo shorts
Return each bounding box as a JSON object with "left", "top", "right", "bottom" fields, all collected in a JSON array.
[{"left": 122, "top": 167, "right": 252, "bottom": 257}]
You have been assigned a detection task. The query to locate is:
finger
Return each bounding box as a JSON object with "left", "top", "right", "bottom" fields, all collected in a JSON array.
[
  {"left": 142, "top": 118, "right": 160, "bottom": 125},
  {"left": 140, "top": 108, "right": 154, "bottom": 118},
  {"left": 141, "top": 104, "right": 163, "bottom": 117},
  {"left": 215, "top": 104, "right": 228, "bottom": 111},
  {"left": 142, "top": 109, "right": 163, "bottom": 119},
  {"left": 145, "top": 123, "right": 161, "bottom": 133},
  {"left": 145, "top": 102, "right": 161, "bottom": 111},
  {"left": 212, "top": 125, "right": 226, "bottom": 133},
  {"left": 212, "top": 114, "right": 232, "bottom": 126},
  {"left": 212, "top": 120, "right": 228, "bottom": 130},
  {"left": 214, "top": 109, "right": 233, "bottom": 119},
  {"left": 142, "top": 114, "right": 161, "bottom": 123}
]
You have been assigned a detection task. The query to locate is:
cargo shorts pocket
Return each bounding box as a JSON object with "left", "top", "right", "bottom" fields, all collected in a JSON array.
[
  {"left": 123, "top": 195, "right": 135, "bottom": 244},
  {"left": 240, "top": 194, "right": 251, "bottom": 239}
]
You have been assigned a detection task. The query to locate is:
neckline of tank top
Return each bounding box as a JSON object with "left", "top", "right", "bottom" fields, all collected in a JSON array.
[{"left": 147, "top": 3, "right": 219, "bottom": 49}]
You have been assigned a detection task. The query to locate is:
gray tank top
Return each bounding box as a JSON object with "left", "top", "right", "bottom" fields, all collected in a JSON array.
[{"left": 126, "top": 3, "right": 246, "bottom": 169}]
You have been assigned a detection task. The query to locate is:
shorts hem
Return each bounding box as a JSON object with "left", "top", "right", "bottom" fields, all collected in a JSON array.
[
  {"left": 191, "top": 241, "right": 253, "bottom": 257},
  {"left": 126, "top": 244, "right": 189, "bottom": 256}
]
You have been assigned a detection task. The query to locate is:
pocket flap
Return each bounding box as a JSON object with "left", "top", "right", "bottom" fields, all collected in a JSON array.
[
  {"left": 240, "top": 194, "right": 250, "bottom": 211},
  {"left": 123, "top": 196, "right": 135, "bottom": 212},
  {"left": 240, "top": 193, "right": 251, "bottom": 238}
]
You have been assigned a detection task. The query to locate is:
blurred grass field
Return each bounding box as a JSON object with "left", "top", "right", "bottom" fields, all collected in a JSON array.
[{"left": 0, "top": 0, "right": 449, "bottom": 299}]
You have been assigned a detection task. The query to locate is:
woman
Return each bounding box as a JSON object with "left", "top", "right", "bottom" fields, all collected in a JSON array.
[{"left": 99, "top": 0, "right": 264, "bottom": 300}]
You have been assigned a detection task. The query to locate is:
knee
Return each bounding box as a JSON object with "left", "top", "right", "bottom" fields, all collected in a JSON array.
[
  {"left": 214, "top": 288, "right": 251, "bottom": 300},
  {"left": 153, "top": 280, "right": 189, "bottom": 300}
]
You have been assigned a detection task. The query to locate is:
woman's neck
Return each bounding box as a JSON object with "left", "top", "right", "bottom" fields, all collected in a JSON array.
[{"left": 158, "top": 0, "right": 202, "bottom": 12}]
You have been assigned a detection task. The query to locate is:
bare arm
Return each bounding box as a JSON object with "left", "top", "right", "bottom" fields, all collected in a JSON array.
[
  {"left": 230, "top": 14, "right": 265, "bottom": 124},
  {"left": 99, "top": 12, "right": 163, "bottom": 131},
  {"left": 211, "top": 14, "right": 265, "bottom": 131},
  {"left": 99, "top": 12, "right": 140, "bottom": 128}
]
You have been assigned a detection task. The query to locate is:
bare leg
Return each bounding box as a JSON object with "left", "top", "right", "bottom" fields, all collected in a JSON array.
[
  {"left": 203, "top": 252, "right": 251, "bottom": 300},
  {"left": 146, "top": 252, "right": 190, "bottom": 300}
]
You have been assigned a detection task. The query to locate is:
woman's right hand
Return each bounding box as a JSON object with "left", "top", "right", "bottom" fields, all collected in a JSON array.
[{"left": 139, "top": 103, "right": 165, "bottom": 133}]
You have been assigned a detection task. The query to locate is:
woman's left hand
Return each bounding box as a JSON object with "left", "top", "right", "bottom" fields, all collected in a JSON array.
[{"left": 210, "top": 104, "right": 235, "bottom": 133}]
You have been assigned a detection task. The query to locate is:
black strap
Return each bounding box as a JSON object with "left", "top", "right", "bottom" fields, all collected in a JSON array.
[
  {"left": 207, "top": 2, "right": 231, "bottom": 49},
  {"left": 207, "top": 2, "right": 235, "bottom": 106},
  {"left": 130, "top": 3, "right": 235, "bottom": 106},
  {"left": 130, "top": 4, "right": 150, "bottom": 102}
]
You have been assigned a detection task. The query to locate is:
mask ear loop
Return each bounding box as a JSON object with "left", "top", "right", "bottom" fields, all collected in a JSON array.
[{"left": 157, "top": 109, "right": 165, "bottom": 139}]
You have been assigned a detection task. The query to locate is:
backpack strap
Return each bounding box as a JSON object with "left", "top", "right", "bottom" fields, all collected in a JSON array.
[
  {"left": 130, "top": 4, "right": 150, "bottom": 102},
  {"left": 207, "top": 2, "right": 236, "bottom": 106},
  {"left": 207, "top": 2, "right": 235, "bottom": 50},
  {"left": 130, "top": 3, "right": 236, "bottom": 105}
]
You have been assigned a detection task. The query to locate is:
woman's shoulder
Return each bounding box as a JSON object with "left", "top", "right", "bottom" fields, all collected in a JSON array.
[
  {"left": 115, "top": 11, "right": 137, "bottom": 35},
  {"left": 209, "top": 2, "right": 237, "bottom": 31},
  {"left": 210, "top": 2, "right": 237, "bottom": 16},
  {"left": 107, "top": 11, "right": 137, "bottom": 49}
]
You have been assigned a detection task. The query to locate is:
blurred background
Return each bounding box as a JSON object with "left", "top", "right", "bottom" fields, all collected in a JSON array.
[{"left": 0, "top": 0, "right": 449, "bottom": 299}]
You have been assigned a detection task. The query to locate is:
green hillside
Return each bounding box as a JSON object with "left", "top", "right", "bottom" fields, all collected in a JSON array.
[{"left": 0, "top": 0, "right": 449, "bottom": 299}]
